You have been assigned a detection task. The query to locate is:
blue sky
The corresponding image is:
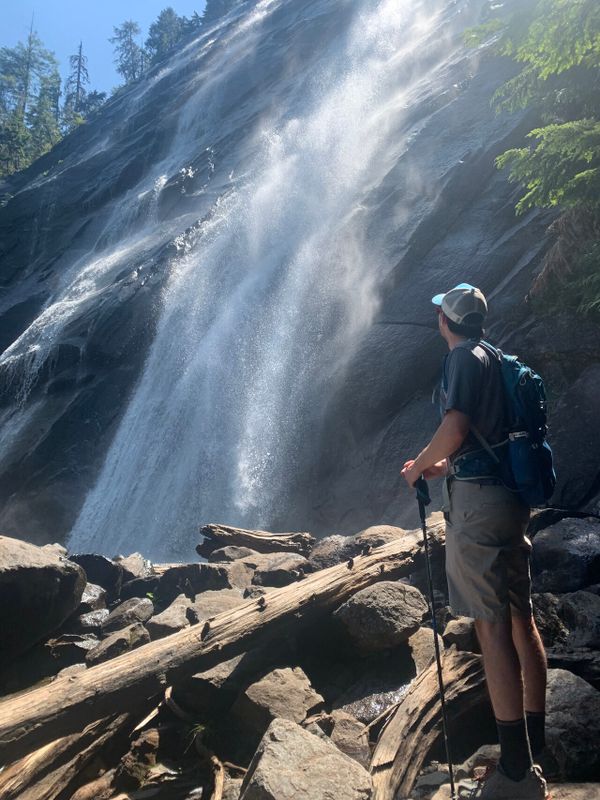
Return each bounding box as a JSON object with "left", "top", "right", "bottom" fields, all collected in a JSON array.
[{"left": 1, "top": 1, "right": 207, "bottom": 95}]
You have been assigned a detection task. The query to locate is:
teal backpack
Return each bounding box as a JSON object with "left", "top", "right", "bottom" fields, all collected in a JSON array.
[{"left": 469, "top": 342, "right": 557, "bottom": 507}]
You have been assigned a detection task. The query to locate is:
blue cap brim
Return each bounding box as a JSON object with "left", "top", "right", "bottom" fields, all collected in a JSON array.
[{"left": 431, "top": 293, "right": 445, "bottom": 306}]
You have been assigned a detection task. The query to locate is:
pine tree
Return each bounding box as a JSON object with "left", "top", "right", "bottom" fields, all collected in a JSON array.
[
  {"left": 27, "top": 67, "right": 61, "bottom": 161},
  {"left": 202, "top": 0, "right": 241, "bottom": 25},
  {"left": 110, "top": 20, "right": 144, "bottom": 84},
  {"left": 145, "top": 8, "right": 185, "bottom": 66},
  {"left": 63, "top": 41, "right": 90, "bottom": 131},
  {"left": 79, "top": 89, "right": 107, "bottom": 117}
]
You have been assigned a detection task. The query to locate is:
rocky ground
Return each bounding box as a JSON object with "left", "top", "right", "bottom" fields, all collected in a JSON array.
[{"left": 0, "top": 512, "right": 599, "bottom": 800}]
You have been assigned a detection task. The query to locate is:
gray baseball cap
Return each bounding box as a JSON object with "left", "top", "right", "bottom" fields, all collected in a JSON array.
[{"left": 431, "top": 282, "right": 488, "bottom": 325}]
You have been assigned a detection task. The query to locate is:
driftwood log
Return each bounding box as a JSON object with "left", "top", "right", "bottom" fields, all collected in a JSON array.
[
  {"left": 196, "top": 523, "right": 316, "bottom": 558},
  {"left": 0, "top": 713, "right": 132, "bottom": 800},
  {"left": 0, "top": 523, "right": 442, "bottom": 764},
  {"left": 370, "top": 649, "right": 485, "bottom": 800}
]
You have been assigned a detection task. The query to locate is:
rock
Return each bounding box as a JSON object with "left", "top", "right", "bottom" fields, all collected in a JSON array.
[
  {"left": 0, "top": 536, "right": 86, "bottom": 659},
  {"left": 239, "top": 717, "right": 372, "bottom": 800},
  {"left": 408, "top": 627, "right": 445, "bottom": 673},
  {"left": 307, "top": 525, "right": 407, "bottom": 572},
  {"left": 120, "top": 575, "right": 161, "bottom": 601},
  {"left": 329, "top": 710, "right": 370, "bottom": 768},
  {"left": 547, "top": 648, "right": 600, "bottom": 690},
  {"left": 232, "top": 667, "right": 324, "bottom": 740},
  {"left": 86, "top": 622, "right": 150, "bottom": 666},
  {"left": 78, "top": 582, "right": 108, "bottom": 613},
  {"left": 191, "top": 588, "right": 245, "bottom": 621},
  {"left": 442, "top": 617, "right": 479, "bottom": 653},
  {"left": 46, "top": 633, "right": 99, "bottom": 665},
  {"left": 102, "top": 597, "right": 154, "bottom": 633},
  {"left": 223, "top": 775, "right": 244, "bottom": 800},
  {"left": 455, "top": 744, "right": 500, "bottom": 781},
  {"left": 42, "top": 543, "right": 68, "bottom": 557},
  {"left": 70, "top": 608, "right": 110, "bottom": 634},
  {"left": 209, "top": 546, "right": 262, "bottom": 563},
  {"left": 69, "top": 554, "right": 124, "bottom": 601},
  {"left": 544, "top": 668, "right": 600, "bottom": 781},
  {"left": 242, "top": 551, "right": 309, "bottom": 588},
  {"left": 243, "top": 585, "right": 272, "bottom": 599},
  {"left": 558, "top": 591, "right": 600, "bottom": 649},
  {"left": 155, "top": 562, "right": 247, "bottom": 605},
  {"left": 333, "top": 581, "right": 428, "bottom": 651},
  {"left": 533, "top": 593, "right": 569, "bottom": 648},
  {"left": 115, "top": 552, "right": 153, "bottom": 582},
  {"left": 147, "top": 594, "right": 191, "bottom": 639},
  {"left": 354, "top": 524, "right": 407, "bottom": 551},
  {"left": 532, "top": 518, "right": 600, "bottom": 593}
]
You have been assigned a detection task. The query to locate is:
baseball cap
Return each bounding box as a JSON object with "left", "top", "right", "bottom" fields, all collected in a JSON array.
[{"left": 431, "top": 282, "right": 488, "bottom": 325}]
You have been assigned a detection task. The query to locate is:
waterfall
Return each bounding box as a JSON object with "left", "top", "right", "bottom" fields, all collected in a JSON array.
[{"left": 59, "top": 0, "right": 479, "bottom": 560}]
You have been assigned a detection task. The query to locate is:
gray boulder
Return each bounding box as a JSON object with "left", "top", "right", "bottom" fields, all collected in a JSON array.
[
  {"left": 147, "top": 593, "right": 192, "bottom": 639},
  {"left": 0, "top": 535, "right": 86, "bottom": 659},
  {"left": 239, "top": 717, "right": 372, "bottom": 800},
  {"left": 69, "top": 553, "right": 124, "bottom": 601},
  {"left": 307, "top": 525, "right": 406, "bottom": 571},
  {"left": 191, "top": 588, "right": 245, "bottom": 621},
  {"left": 78, "top": 582, "right": 107, "bottom": 613},
  {"left": 244, "top": 552, "right": 309, "bottom": 587},
  {"left": 209, "top": 546, "right": 262, "bottom": 563},
  {"left": 442, "top": 617, "right": 479, "bottom": 653},
  {"left": 333, "top": 581, "right": 428, "bottom": 651},
  {"left": 533, "top": 592, "right": 569, "bottom": 648},
  {"left": 86, "top": 622, "right": 150, "bottom": 666},
  {"left": 329, "top": 710, "right": 370, "bottom": 768},
  {"left": 558, "top": 591, "right": 600, "bottom": 649},
  {"left": 232, "top": 667, "right": 324, "bottom": 739},
  {"left": 115, "top": 552, "right": 153, "bottom": 582},
  {"left": 544, "top": 668, "right": 600, "bottom": 781},
  {"left": 532, "top": 517, "right": 600, "bottom": 593},
  {"left": 102, "top": 597, "right": 154, "bottom": 633},
  {"left": 155, "top": 562, "right": 253, "bottom": 604},
  {"left": 408, "top": 627, "right": 446, "bottom": 672}
]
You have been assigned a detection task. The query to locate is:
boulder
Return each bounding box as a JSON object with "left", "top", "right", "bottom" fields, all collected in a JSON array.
[
  {"left": 533, "top": 593, "right": 569, "bottom": 648},
  {"left": 532, "top": 518, "right": 600, "bottom": 593},
  {"left": 147, "top": 593, "right": 192, "bottom": 639},
  {"left": 115, "top": 552, "right": 153, "bottom": 582},
  {"left": 333, "top": 581, "right": 428, "bottom": 651},
  {"left": 78, "top": 582, "right": 107, "bottom": 613},
  {"left": 120, "top": 575, "right": 160, "bottom": 601},
  {"left": 209, "top": 546, "right": 262, "bottom": 563},
  {"left": 86, "top": 622, "right": 150, "bottom": 666},
  {"left": 69, "top": 554, "right": 124, "bottom": 601},
  {"left": 558, "top": 591, "right": 600, "bottom": 649},
  {"left": 232, "top": 667, "right": 324, "bottom": 739},
  {"left": 224, "top": 775, "right": 244, "bottom": 800},
  {"left": 102, "top": 597, "right": 154, "bottom": 633},
  {"left": 191, "top": 588, "right": 245, "bottom": 621},
  {"left": 241, "top": 552, "right": 309, "bottom": 588},
  {"left": 329, "top": 710, "right": 370, "bottom": 768},
  {"left": 0, "top": 535, "right": 86, "bottom": 659},
  {"left": 69, "top": 607, "right": 110, "bottom": 634},
  {"left": 544, "top": 668, "right": 600, "bottom": 781},
  {"left": 155, "top": 562, "right": 250, "bottom": 605},
  {"left": 408, "top": 627, "right": 446, "bottom": 673},
  {"left": 307, "top": 525, "right": 407, "bottom": 571},
  {"left": 442, "top": 617, "right": 479, "bottom": 653},
  {"left": 239, "top": 717, "right": 372, "bottom": 800}
]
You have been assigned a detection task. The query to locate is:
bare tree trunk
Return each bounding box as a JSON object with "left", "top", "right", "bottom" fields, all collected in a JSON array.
[
  {"left": 0, "top": 524, "right": 440, "bottom": 764},
  {"left": 370, "top": 648, "right": 485, "bottom": 800}
]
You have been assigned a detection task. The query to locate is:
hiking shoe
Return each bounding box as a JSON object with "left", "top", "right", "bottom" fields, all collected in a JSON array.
[{"left": 460, "top": 763, "right": 547, "bottom": 799}]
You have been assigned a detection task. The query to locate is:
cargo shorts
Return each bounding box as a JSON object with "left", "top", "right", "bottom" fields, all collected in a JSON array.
[{"left": 442, "top": 477, "right": 533, "bottom": 622}]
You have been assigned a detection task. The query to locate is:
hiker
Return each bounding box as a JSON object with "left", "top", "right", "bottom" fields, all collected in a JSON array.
[{"left": 401, "top": 283, "right": 548, "bottom": 800}]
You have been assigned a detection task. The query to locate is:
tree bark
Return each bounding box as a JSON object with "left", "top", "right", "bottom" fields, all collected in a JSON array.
[
  {"left": 0, "top": 713, "right": 131, "bottom": 800},
  {"left": 0, "top": 524, "right": 439, "bottom": 764},
  {"left": 197, "top": 523, "right": 316, "bottom": 558},
  {"left": 370, "top": 648, "right": 485, "bottom": 800}
]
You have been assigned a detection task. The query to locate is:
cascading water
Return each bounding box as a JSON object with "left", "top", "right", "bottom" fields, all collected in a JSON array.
[{"left": 1, "top": 0, "right": 487, "bottom": 559}]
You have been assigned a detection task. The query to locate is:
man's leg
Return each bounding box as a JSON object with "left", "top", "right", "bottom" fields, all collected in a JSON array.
[
  {"left": 475, "top": 618, "right": 533, "bottom": 781},
  {"left": 512, "top": 613, "right": 547, "bottom": 758}
]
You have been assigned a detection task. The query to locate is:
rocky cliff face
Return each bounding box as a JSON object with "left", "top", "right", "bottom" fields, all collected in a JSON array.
[{"left": 0, "top": 0, "right": 598, "bottom": 559}]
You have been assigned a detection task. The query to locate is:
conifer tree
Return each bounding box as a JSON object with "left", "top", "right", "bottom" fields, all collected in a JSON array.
[
  {"left": 202, "top": 0, "right": 241, "bottom": 25},
  {"left": 63, "top": 41, "right": 90, "bottom": 131},
  {"left": 110, "top": 20, "right": 144, "bottom": 84},
  {"left": 146, "top": 8, "right": 185, "bottom": 66}
]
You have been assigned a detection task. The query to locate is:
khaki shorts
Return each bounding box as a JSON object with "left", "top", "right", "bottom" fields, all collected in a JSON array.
[{"left": 442, "top": 478, "right": 532, "bottom": 622}]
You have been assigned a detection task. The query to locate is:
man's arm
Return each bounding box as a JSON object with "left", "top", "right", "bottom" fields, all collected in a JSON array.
[{"left": 401, "top": 409, "right": 470, "bottom": 487}]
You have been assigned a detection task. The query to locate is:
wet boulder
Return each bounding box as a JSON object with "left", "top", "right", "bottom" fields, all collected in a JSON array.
[
  {"left": 0, "top": 535, "right": 86, "bottom": 659},
  {"left": 239, "top": 717, "right": 372, "bottom": 800}
]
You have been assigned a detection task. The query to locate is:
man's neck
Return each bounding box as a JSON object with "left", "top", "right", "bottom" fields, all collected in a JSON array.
[{"left": 446, "top": 332, "right": 469, "bottom": 351}]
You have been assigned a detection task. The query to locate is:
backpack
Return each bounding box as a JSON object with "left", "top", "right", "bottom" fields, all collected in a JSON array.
[{"left": 474, "top": 341, "right": 557, "bottom": 507}]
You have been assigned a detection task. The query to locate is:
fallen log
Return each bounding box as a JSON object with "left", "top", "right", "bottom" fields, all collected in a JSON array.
[
  {"left": 0, "top": 522, "right": 441, "bottom": 764},
  {"left": 0, "top": 712, "right": 132, "bottom": 800},
  {"left": 370, "top": 648, "right": 486, "bottom": 800},
  {"left": 197, "top": 523, "right": 316, "bottom": 558}
]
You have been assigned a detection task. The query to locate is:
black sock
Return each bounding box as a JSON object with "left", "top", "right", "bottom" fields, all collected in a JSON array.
[
  {"left": 496, "top": 718, "right": 532, "bottom": 781},
  {"left": 526, "top": 711, "right": 546, "bottom": 758}
]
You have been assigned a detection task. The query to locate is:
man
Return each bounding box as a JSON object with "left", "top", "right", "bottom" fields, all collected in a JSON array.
[{"left": 401, "top": 284, "right": 548, "bottom": 800}]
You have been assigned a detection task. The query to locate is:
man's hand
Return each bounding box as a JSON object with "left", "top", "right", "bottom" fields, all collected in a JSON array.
[{"left": 401, "top": 459, "right": 420, "bottom": 488}]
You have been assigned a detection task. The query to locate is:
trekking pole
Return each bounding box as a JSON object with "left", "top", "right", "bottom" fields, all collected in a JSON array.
[{"left": 415, "top": 476, "right": 456, "bottom": 800}]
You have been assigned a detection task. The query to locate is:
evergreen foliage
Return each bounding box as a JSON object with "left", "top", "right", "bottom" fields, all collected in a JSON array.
[
  {"left": 202, "top": 0, "right": 241, "bottom": 25},
  {"left": 146, "top": 8, "right": 185, "bottom": 66},
  {"left": 110, "top": 20, "right": 144, "bottom": 84},
  {"left": 63, "top": 42, "right": 90, "bottom": 132}
]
